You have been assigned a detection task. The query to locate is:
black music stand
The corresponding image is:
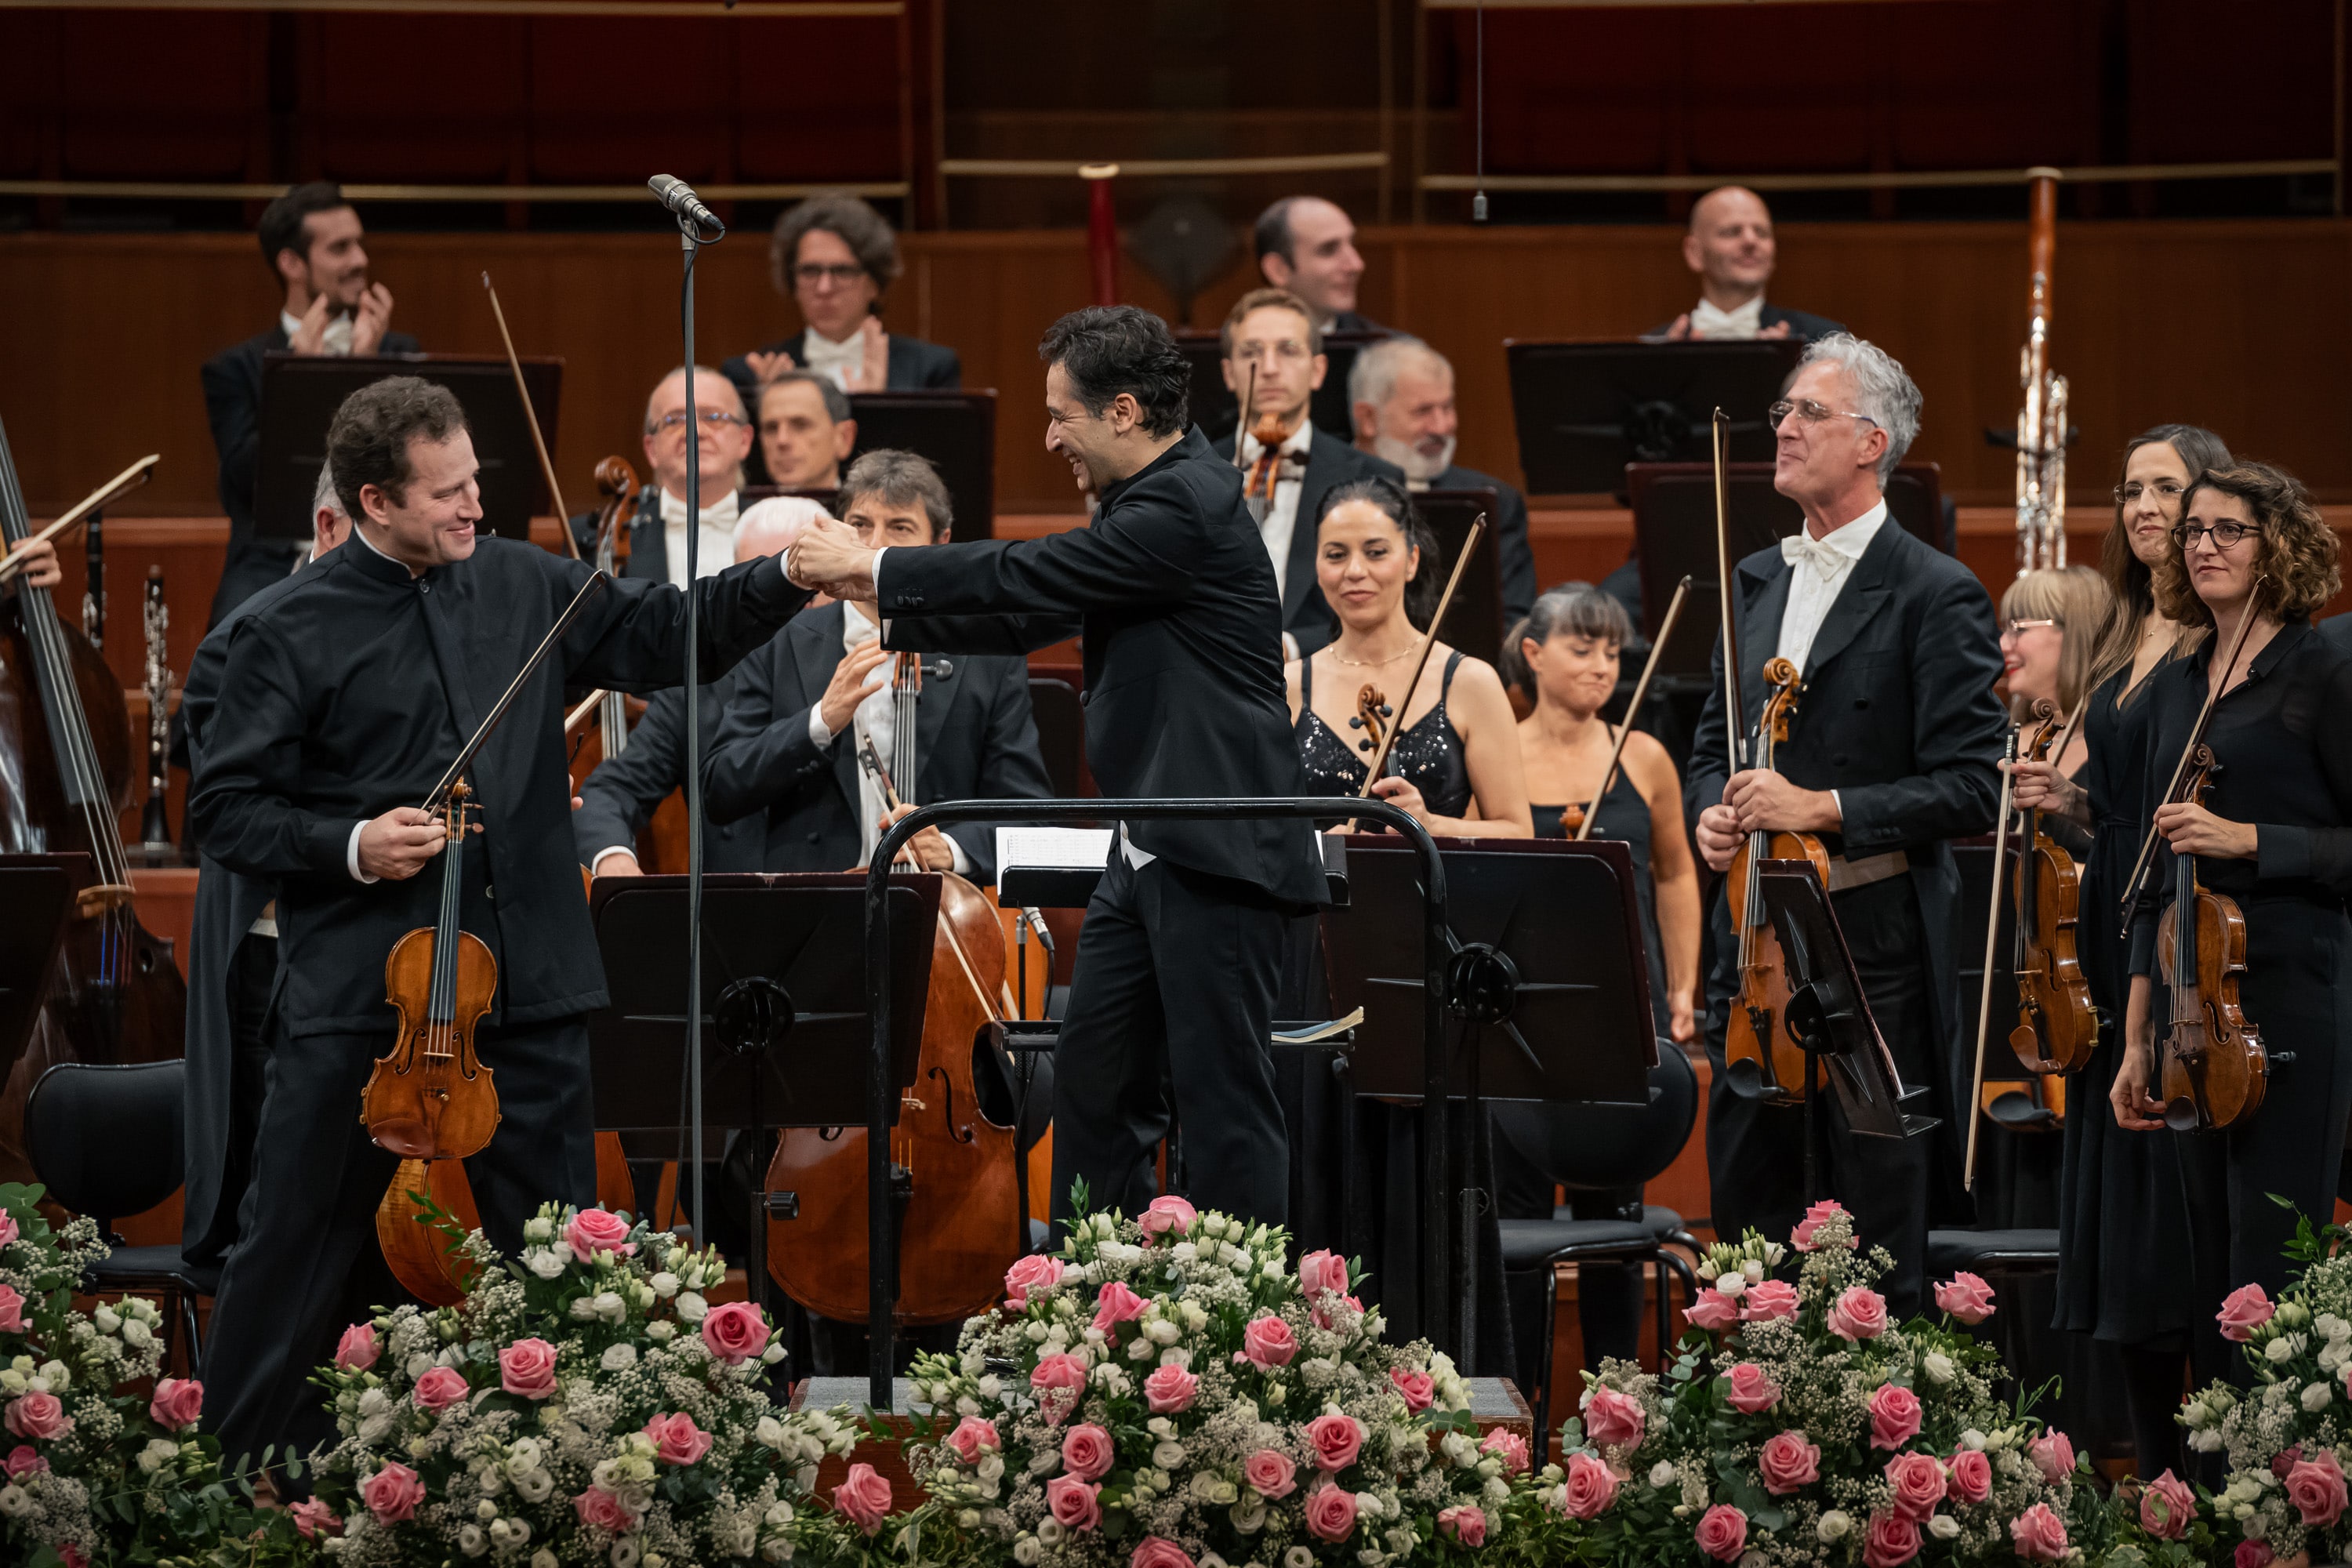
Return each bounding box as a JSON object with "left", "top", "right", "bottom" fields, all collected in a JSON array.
[
  {"left": 0, "top": 857, "right": 78, "bottom": 1083},
  {"left": 841, "top": 390, "right": 997, "bottom": 539},
  {"left": 1175, "top": 330, "right": 1385, "bottom": 446},
  {"left": 256, "top": 354, "right": 563, "bottom": 543},
  {"left": 1504, "top": 339, "right": 1804, "bottom": 495},
  {"left": 1417, "top": 487, "right": 1506, "bottom": 663},
  {"left": 585, "top": 873, "right": 940, "bottom": 1323},
  {"left": 1755, "top": 860, "right": 1937, "bottom": 1202}
]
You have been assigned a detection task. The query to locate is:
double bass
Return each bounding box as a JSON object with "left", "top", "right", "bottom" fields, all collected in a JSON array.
[{"left": 2008, "top": 701, "right": 2096, "bottom": 1075}]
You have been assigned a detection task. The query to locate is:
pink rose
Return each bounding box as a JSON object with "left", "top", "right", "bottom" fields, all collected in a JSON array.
[
  {"left": 833, "top": 1461, "right": 894, "bottom": 1535},
  {"left": 149, "top": 1377, "right": 204, "bottom": 1429},
  {"left": 0, "top": 1214, "right": 17, "bottom": 1249},
  {"left": 1829, "top": 1286, "right": 1889, "bottom": 1342},
  {"left": 1311, "top": 1291, "right": 1365, "bottom": 1334},
  {"left": 1046, "top": 1473, "right": 1102, "bottom": 1532},
  {"left": 1306, "top": 1412, "right": 1365, "bottom": 1473},
  {"left": 2217, "top": 1283, "right": 2275, "bottom": 1343},
  {"left": 701, "top": 1300, "right": 771, "bottom": 1365},
  {"left": 1725, "top": 1363, "right": 1781, "bottom": 1414},
  {"left": 1685, "top": 1290, "right": 1740, "bottom": 1332},
  {"left": 1241, "top": 1314, "right": 1297, "bottom": 1370},
  {"left": 333, "top": 1322, "right": 379, "bottom": 1372},
  {"left": 1583, "top": 1385, "right": 1646, "bottom": 1448},
  {"left": 1480, "top": 1426, "right": 1530, "bottom": 1475},
  {"left": 412, "top": 1367, "right": 469, "bottom": 1412},
  {"left": 574, "top": 1485, "right": 637, "bottom": 1534},
  {"left": 60, "top": 1548, "right": 84, "bottom": 1568},
  {"left": 1143, "top": 1363, "right": 1199, "bottom": 1414},
  {"left": 1092, "top": 1280, "right": 1149, "bottom": 1335},
  {"left": 3, "top": 1392, "right": 69, "bottom": 1441},
  {"left": 1244, "top": 1448, "right": 1298, "bottom": 1499},
  {"left": 1305, "top": 1484, "right": 1359, "bottom": 1543},
  {"left": 2286, "top": 1450, "right": 2349, "bottom": 1527},
  {"left": 1759, "top": 1431, "right": 1821, "bottom": 1494},
  {"left": 2274, "top": 1446, "right": 2306, "bottom": 1481},
  {"left": 1867, "top": 1383, "right": 1922, "bottom": 1451},
  {"left": 1030, "top": 1352, "right": 1090, "bottom": 1422},
  {"left": 0, "top": 1284, "right": 23, "bottom": 1334},
  {"left": 1062, "top": 1422, "right": 1116, "bottom": 1481},
  {"left": 1947, "top": 1448, "right": 1992, "bottom": 1504},
  {"left": 1138, "top": 1196, "right": 1198, "bottom": 1240},
  {"left": 1886, "top": 1452, "right": 1947, "bottom": 1522},
  {"left": 1793, "top": 1198, "right": 1855, "bottom": 1251},
  {"left": 1299, "top": 1250, "right": 1349, "bottom": 1298},
  {"left": 362, "top": 1461, "right": 426, "bottom": 1526},
  {"left": 499, "top": 1338, "right": 559, "bottom": 1399},
  {"left": 2238, "top": 1542, "right": 2276, "bottom": 1568},
  {"left": 2010, "top": 1502, "right": 2068, "bottom": 1562},
  {"left": 644, "top": 1412, "right": 713, "bottom": 1467},
  {"left": 1695, "top": 1503, "right": 1748, "bottom": 1563},
  {"left": 2, "top": 1445, "right": 43, "bottom": 1479},
  {"left": 289, "top": 1497, "right": 342, "bottom": 1540},
  {"left": 1742, "top": 1280, "right": 1799, "bottom": 1321},
  {"left": 564, "top": 1206, "right": 635, "bottom": 1259},
  {"left": 1561, "top": 1450, "right": 1617, "bottom": 1518},
  {"left": 1390, "top": 1367, "right": 1435, "bottom": 1412},
  {"left": 1004, "top": 1254, "right": 1063, "bottom": 1312},
  {"left": 1864, "top": 1509, "right": 1922, "bottom": 1568},
  {"left": 2141, "top": 1469, "right": 2197, "bottom": 1540},
  {"left": 1132, "top": 1536, "right": 1196, "bottom": 1568},
  {"left": 945, "top": 1414, "right": 1000, "bottom": 1465},
  {"left": 1439, "top": 1504, "right": 1489, "bottom": 1546},
  {"left": 1934, "top": 1272, "right": 1998, "bottom": 1325},
  {"left": 2027, "top": 1429, "right": 2075, "bottom": 1484}
]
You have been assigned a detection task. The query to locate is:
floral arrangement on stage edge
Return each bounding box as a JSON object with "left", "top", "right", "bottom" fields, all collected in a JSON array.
[
  {"left": 301, "top": 1202, "right": 861, "bottom": 1567},
  {"left": 0, "top": 1180, "right": 306, "bottom": 1568},
  {"left": 1507, "top": 1199, "right": 2105, "bottom": 1568},
  {"left": 865, "top": 1181, "right": 1557, "bottom": 1568}
]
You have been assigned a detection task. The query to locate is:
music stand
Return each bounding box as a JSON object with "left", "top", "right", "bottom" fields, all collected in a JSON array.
[
  {"left": 1175, "top": 330, "right": 1384, "bottom": 446},
  {"left": 1755, "top": 860, "right": 1937, "bottom": 1201},
  {"left": 1417, "top": 486, "right": 1504, "bottom": 663},
  {"left": 1503, "top": 339, "right": 1803, "bottom": 495},
  {"left": 256, "top": 354, "right": 562, "bottom": 543},
  {"left": 0, "top": 856, "right": 78, "bottom": 1083},
  {"left": 844, "top": 389, "right": 996, "bottom": 539}
]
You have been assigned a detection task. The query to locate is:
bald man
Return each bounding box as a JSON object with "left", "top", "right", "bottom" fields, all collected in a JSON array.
[
  {"left": 1254, "top": 196, "right": 1385, "bottom": 335},
  {"left": 1646, "top": 186, "right": 1844, "bottom": 344}
]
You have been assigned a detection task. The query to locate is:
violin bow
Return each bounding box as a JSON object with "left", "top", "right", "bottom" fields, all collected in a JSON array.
[
  {"left": 1344, "top": 513, "right": 1487, "bottom": 833},
  {"left": 1710, "top": 408, "right": 1745, "bottom": 782},
  {"left": 482, "top": 271, "right": 580, "bottom": 561},
  {"left": 1231, "top": 364, "right": 1259, "bottom": 471},
  {"left": 564, "top": 689, "right": 608, "bottom": 735},
  {"left": 1577, "top": 574, "right": 1691, "bottom": 841},
  {"left": 422, "top": 570, "right": 610, "bottom": 813},
  {"left": 1964, "top": 724, "right": 2021, "bottom": 1191},
  {"left": 0, "top": 454, "right": 160, "bottom": 583}
]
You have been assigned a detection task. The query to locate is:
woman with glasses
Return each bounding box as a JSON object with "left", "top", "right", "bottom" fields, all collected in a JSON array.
[
  {"left": 2117, "top": 462, "right": 2352, "bottom": 1345},
  {"left": 2013, "top": 424, "right": 2230, "bottom": 1478}
]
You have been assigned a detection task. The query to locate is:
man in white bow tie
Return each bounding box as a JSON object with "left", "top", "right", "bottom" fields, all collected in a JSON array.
[
  {"left": 630, "top": 365, "right": 755, "bottom": 586},
  {"left": 1646, "top": 186, "right": 1845, "bottom": 345},
  {"left": 1683, "top": 332, "right": 2006, "bottom": 1316}
]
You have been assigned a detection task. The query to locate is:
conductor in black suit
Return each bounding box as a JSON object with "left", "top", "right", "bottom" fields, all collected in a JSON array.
[
  {"left": 720, "top": 192, "right": 959, "bottom": 416},
  {"left": 200, "top": 182, "right": 416, "bottom": 627},
  {"left": 1686, "top": 334, "right": 2005, "bottom": 1315},
  {"left": 1645, "top": 186, "right": 1844, "bottom": 345},
  {"left": 786, "top": 306, "right": 1328, "bottom": 1227},
  {"left": 1209, "top": 289, "right": 1402, "bottom": 661}
]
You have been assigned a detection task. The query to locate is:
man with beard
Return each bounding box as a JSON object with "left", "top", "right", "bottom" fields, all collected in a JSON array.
[{"left": 1346, "top": 336, "right": 1535, "bottom": 626}]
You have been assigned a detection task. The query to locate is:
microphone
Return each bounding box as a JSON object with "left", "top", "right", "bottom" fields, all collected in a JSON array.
[{"left": 648, "top": 174, "right": 725, "bottom": 238}]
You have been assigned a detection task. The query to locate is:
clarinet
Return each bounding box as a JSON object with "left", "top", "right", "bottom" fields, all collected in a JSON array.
[{"left": 139, "top": 565, "right": 172, "bottom": 854}]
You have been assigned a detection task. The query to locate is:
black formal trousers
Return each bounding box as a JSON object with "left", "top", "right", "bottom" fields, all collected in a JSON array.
[
  {"left": 187, "top": 933, "right": 277, "bottom": 1269},
  {"left": 1051, "top": 848, "right": 1290, "bottom": 1228},
  {"left": 201, "top": 1014, "right": 599, "bottom": 1471},
  {"left": 1704, "top": 873, "right": 1937, "bottom": 1315}
]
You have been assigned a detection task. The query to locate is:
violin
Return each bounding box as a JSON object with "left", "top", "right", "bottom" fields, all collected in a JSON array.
[
  {"left": 2009, "top": 701, "right": 2096, "bottom": 1074},
  {"left": 2155, "top": 743, "right": 2267, "bottom": 1131},
  {"left": 1722, "top": 658, "right": 1831, "bottom": 1102}
]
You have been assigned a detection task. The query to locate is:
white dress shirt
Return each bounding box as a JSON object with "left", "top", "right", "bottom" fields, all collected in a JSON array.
[
  {"left": 281, "top": 307, "right": 355, "bottom": 357},
  {"left": 799, "top": 327, "right": 866, "bottom": 392},
  {"left": 805, "top": 601, "right": 970, "bottom": 874},
  {"left": 657, "top": 488, "right": 739, "bottom": 587},
  {"left": 1235, "top": 420, "right": 1315, "bottom": 601},
  {"left": 1774, "top": 499, "right": 1886, "bottom": 678},
  {"left": 1687, "top": 295, "right": 1766, "bottom": 341}
]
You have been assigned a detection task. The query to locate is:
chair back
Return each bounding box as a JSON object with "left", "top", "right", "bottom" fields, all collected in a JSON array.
[
  {"left": 1490, "top": 1041, "right": 1697, "bottom": 1192},
  {"left": 24, "top": 1060, "right": 186, "bottom": 1227}
]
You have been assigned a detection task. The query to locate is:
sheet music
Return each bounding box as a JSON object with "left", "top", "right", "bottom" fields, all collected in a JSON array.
[{"left": 994, "top": 827, "right": 1112, "bottom": 890}]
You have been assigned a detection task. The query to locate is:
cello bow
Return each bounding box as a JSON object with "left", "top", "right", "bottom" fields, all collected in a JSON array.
[{"left": 0, "top": 455, "right": 160, "bottom": 584}]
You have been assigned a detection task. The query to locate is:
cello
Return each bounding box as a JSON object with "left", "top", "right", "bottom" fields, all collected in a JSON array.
[{"left": 2008, "top": 700, "right": 2097, "bottom": 1074}]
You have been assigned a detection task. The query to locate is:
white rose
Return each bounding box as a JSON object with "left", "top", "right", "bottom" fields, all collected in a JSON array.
[
  {"left": 1922, "top": 1351, "right": 1956, "bottom": 1385},
  {"left": 2268, "top": 1338, "right": 2298, "bottom": 1363},
  {"left": 1013, "top": 1537, "right": 1042, "bottom": 1566},
  {"left": 1817, "top": 1509, "right": 1853, "bottom": 1543},
  {"left": 760, "top": 1543, "right": 793, "bottom": 1565},
  {"left": 0, "top": 1486, "right": 25, "bottom": 1518},
  {"left": 1959, "top": 1429, "right": 1987, "bottom": 1450},
  {"left": 524, "top": 1216, "right": 554, "bottom": 1242},
  {"left": 1037, "top": 1519, "right": 1066, "bottom": 1546},
  {"left": 675, "top": 1292, "right": 709, "bottom": 1324},
  {"left": 1153, "top": 1440, "right": 1185, "bottom": 1469},
  {"left": 532, "top": 1551, "right": 558, "bottom": 1568},
  {"left": 1715, "top": 1272, "right": 1747, "bottom": 1298},
  {"left": 601, "top": 1343, "right": 638, "bottom": 1371},
  {"left": 1927, "top": 1515, "right": 1961, "bottom": 1541},
  {"left": 460, "top": 1524, "right": 488, "bottom": 1556},
  {"left": 1650, "top": 1460, "right": 1677, "bottom": 1487},
  {"left": 763, "top": 1342, "right": 786, "bottom": 1364},
  {"left": 1286, "top": 1548, "right": 1316, "bottom": 1568},
  {"left": 1740, "top": 1553, "right": 1767, "bottom": 1568},
  {"left": 611, "top": 1541, "right": 641, "bottom": 1568},
  {"left": 593, "top": 1291, "right": 626, "bottom": 1323},
  {"left": 93, "top": 1305, "right": 122, "bottom": 1334},
  {"left": 514, "top": 1468, "right": 556, "bottom": 1503},
  {"left": 1742, "top": 1258, "right": 1765, "bottom": 1283},
  {"left": 1128, "top": 1339, "right": 1156, "bottom": 1363},
  {"left": 1231, "top": 1498, "right": 1268, "bottom": 1534},
  {"left": 528, "top": 1250, "right": 567, "bottom": 1280},
  {"left": 648, "top": 1322, "right": 675, "bottom": 1342},
  {"left": 2306, "top": 1381, "right": 2335, "bottom": 1413},
  {"left": 978, "top": 1454, "right": 1006, "bottom": 1483}
]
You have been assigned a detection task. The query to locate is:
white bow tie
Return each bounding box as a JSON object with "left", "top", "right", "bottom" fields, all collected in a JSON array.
[{"left": 1780, "top": 532, "right": 1846, "bottom": 581}]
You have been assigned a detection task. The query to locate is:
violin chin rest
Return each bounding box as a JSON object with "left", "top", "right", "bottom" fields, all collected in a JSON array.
[
  {"left": 368, "top": 1118, "right": 437, "bottom": 1160},
  {"left": 1722, "top": 1056, "right": 1771, "bottom": 1103},
  {"left": 2161, "top": 1097, "right": 2207, "bottom": 1134}
]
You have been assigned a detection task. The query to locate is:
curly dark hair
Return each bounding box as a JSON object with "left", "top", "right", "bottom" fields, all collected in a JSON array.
[
  {"left": 768, "top": 192, "right": 901, "bottom": 298},
  {"left": 2153, "top": 460, "right": 2341, "bottom": 629},
  {"left": 2089, "top": 423, "right": 2232, "bottom": 684},
  {"left": 1038, "top": 307, "right": 1189, "bottom": 439},
  {"left": 1316, "top": 476, "right": 1443, "bottom": 631},
  {"left": 325, "top": 376, "right": 468, "bottom": 521}
]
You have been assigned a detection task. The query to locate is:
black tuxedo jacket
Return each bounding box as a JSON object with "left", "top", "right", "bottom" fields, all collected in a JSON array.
[
  {"left": 1685, "top": 517, "right": 2005, "bottom": 1054},
  {"left": 1209, "top": 426, "right": 1403, "bottom": 656},
  {"left": 201, "top": 324, "right": 422, "bottom": 549},
  {"left": 700, "top": 601, "right": 1052, "bottom": 880},
  {"left": 1641, "top": 303, "right": 1846, "bottom": 343},
  {"left": 1429, "top": 462, "right": 1537, "bottom": 624},
  {"left": 719, "top": 328, "right": 960, "bottom": 414},
  {"left": 561, "top": 491, "right": 734, "bottom": 589},
  {"left": 1327, "top": 310, "right": 1391, "bottom": 337},
  {"left": 875, "top": 428, "right": 1328, "bottom": 906},
  {"left": 571, "top": 678, "right": 765, "bottom": 875}
]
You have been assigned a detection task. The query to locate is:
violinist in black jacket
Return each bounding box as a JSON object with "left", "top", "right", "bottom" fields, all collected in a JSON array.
[
  {"left": 1686, "top": 336, "right": 2005, "bottom": 1315},
  {"left": 189, "top": 377, "right": 811, "bottom": 1474},
  {"left": 786, "top": 307, "right": 1327, "bottom": 1229}
]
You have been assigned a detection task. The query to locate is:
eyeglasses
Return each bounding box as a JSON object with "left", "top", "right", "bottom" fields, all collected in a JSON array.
[
  {"left": 1768, "top": 399, "right": 1878, "bottom": 431},
  {"left": 2114, "top": 480, "right": 2185, "bottom": 505},
  {"left": 2000, "top": 617, "right": 2058, "bottom": 639},
  {"left": 2170, "top": 520, "right": 2259, "bottom": 550},
  {"left": 793, "top": 263, "right": 868, "bottom": 286},
  {"left": 648, "top": 410, "right": 749, "bottom": 436},
  {"left": 1229, "top": 340, "right": 1312, "bottom": 365}
]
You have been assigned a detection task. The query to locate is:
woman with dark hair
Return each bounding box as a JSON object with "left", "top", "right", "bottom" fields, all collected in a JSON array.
[
  {"left": 2117, "top": 462, "right": 2352, "bottom": 1320},
  {"left": 2011, "top": 425, "right": 2230, "bottom": 1475}
]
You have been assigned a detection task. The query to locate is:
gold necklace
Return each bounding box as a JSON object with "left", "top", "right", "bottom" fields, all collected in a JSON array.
[{"left": 1330, "top": 642, "right": 1416, "bottom": 668}]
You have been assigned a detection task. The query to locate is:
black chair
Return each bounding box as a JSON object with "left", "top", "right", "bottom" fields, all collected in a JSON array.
[
  {"left": 1490, "top": 1044, "right": 1705, "bottom": 1463},
  {"left": 24, "top": 1060, "right": 217, "bottom": 1365},
  {"left": 1926, "top": 1228, "right": 2061, "bottom": 1282}
]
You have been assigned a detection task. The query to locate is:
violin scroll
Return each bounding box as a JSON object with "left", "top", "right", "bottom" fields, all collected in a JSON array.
[{"left": 1348, "top": 684, "right": 1393, "bottom": 757}]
